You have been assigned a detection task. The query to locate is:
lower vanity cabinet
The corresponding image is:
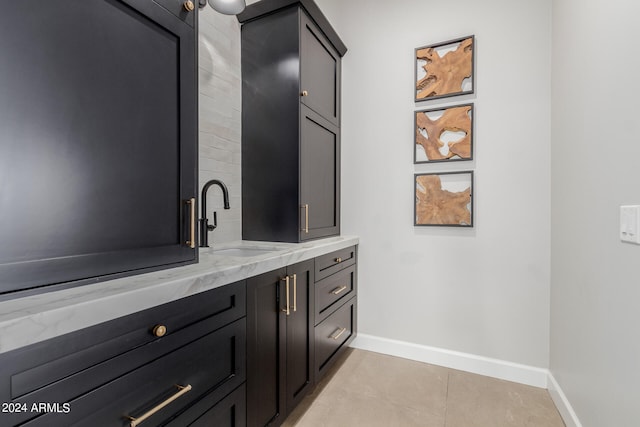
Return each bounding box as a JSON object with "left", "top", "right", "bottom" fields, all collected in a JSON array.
[
  {"left": 246, "top": 260, "right": 315, "bottom": 427},
  {"left": 0, "top": 245, "right": 359, "bottom": 427},
  {"left": 313, "top": 246, "right": 358, "bottom": 381},
  {"left": 0, "top": 281, "right": 247, "bottom": 427}
]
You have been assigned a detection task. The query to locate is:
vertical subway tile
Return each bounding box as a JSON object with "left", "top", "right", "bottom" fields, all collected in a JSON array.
[{"left": 198, "top": 8, "right": 242, "bottom": 243}]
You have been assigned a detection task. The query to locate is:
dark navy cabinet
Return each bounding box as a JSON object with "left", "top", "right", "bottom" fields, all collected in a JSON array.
[
  {"left": 245, "top": 247, "right": 358, "bottom": 427},
  {"left": 0, "top": 282, "right": 246, "bottom": 427},
  {"left": 0, "top": 0, "right": 198, "bottom": 298},
  {"left": 313, "top": 247, "right": 358, "bottom": 380},
  {"left": 245, "top": 260, "right": 315, "bottom": 427},
  {"left": 0, "top": 246, "right": 358, "bottom": 427},
  {"left": 239, "top": 0, "right": 346, "bottom": 243}
]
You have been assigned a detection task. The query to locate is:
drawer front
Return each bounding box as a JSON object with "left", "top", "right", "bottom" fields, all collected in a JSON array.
[
  {"left": 315, "top": 264, "right": 356, "bottom": 325},
  {"left": 167, "top": 384, "right": 246, "bottom": 427},
  {"left": 21, "top": 318, "right": 246, "bottom": 427},
  {"left": 315, "top": 297, "right": 356, "bottom": 376},
  {"left": 0, "top": 280, "right": 246, "bottom": 411},
  {"left": 315, "top": 246, "right": 356, "bottom": 281}
]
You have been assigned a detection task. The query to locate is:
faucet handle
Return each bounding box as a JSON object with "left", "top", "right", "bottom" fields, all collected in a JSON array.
[{"left": 207, "top": 211, "right": 217, "bottom": 231}]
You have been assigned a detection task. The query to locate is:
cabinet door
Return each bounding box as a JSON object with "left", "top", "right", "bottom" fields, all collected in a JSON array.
[
  {"left": 285, "top": 260, "right": 315, "bottom": 413},
  {"left": 0, "top": 0, "right": 197, "bottom": 296},
  {"left": 300, "top": 106, "right": 340, "bottom": 241},
  {"left": 246, "top": 268, "right": 287, "bottom": 427},
  {"left": 246, "top": 261, "right": 314, "bottom": 426},
  {"left": 300, "top": 12, "right": 340, "bottom": 125}
]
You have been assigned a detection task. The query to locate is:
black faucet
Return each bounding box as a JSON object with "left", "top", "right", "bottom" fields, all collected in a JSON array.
[{"left": 199, "top": 179, "right": 230, "bottom": 248}]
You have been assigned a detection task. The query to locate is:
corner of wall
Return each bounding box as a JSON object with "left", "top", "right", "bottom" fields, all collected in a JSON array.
[{"left": 547, "top": 371, "right": 583, "bottom": 427}]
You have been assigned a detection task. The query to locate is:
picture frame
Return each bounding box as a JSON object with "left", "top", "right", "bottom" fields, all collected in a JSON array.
[
  {"left": 414, "top": 103, "right": 473, "bottom": 163},
  {"left": 415, "top": 35, "right": 475, "bottom": 102},
  {"left": 414, "top": 171, "right": 473, "bottom": 227}
]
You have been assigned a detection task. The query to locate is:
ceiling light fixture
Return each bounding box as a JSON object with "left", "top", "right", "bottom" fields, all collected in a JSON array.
[{"left": 198, "top": 0, "right": 246, "bottom": 15}]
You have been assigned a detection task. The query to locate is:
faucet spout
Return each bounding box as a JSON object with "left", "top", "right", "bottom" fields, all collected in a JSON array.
[{"left": 199, "top": 179, "right": 230, "bottom": 247}]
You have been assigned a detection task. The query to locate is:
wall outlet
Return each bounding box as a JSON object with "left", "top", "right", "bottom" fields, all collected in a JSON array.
[{"left": 620, "top": 205, "right": 640, "bottom": 244}]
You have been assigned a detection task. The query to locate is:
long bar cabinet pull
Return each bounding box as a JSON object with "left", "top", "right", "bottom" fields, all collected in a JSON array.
[
  {"left": 331, "top": 285, "right": 348, "bottom": 295},
  {"left": 292, "top": 274, "right": 297, "bottom": 313},
  {"left": 330, "top": 327, "right": 347, "bottom": 341},
  {"left": 186, "top": 198, "right": 196, "bottom": 248},
  {"left": 302, "top": 204, "right": 309, "bottom": 233},
  {"left": 281, "top": 276, "right": 290, "bottom": 316},
  {"left": 127, "top": 384, "right": 192, "bottom": 427}
]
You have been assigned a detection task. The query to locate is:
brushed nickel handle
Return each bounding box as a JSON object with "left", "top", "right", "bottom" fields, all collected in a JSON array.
[
  {"left": 330, "top": 327, "right": 347, "bottom": 340},
  {"left": 152, "top": 325, "right": 167, "bottom": 337},
  {"left": 183, "top": 0, "right": 195, "bottom": 11},
  {"left": 127, "top": 384, "right": 192, "bottom": 427},
  {"left": 334, "top": 257, "right": 342, "bottom": 263},
  {"left": 331, "top": 285, "right": 348, "bottom": 295},
  {"left": 186, "top": 198, "right": 196, "bottom": 248},
  {"left": 301, "top": 90, "right": 309, "bottom": 96},
  {"left": 302, "top": 204, "right": 309, "bottom": 233},
  {"left": 281, "top": 276, "right": 290, "bottom": 316},
  {"left": 292, "top": 274, "right": 297, "bottom": 313}
]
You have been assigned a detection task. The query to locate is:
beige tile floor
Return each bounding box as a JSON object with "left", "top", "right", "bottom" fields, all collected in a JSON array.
[{"left": 283, "top": 349, "right": 565, "bottom": 427}]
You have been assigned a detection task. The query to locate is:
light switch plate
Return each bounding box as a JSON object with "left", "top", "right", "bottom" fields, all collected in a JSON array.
[{"left": 620, "top": 205, "right": 640, "bottom": 244}]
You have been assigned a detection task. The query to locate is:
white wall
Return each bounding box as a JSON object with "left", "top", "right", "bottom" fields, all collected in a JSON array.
[
  {"left": 550, "top": 0, "right": 640, "bottom": 425},
  {"left": 198, "top": 8, "right": 242, "bottom": 243},
  {"left": 199, "top": 1, "right": 640, "bottom": 424},
  {"left": 316, "top": 0, "right": 553, "bottom": 368}
]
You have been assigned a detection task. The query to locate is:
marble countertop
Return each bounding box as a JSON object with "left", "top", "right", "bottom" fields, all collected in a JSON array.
[{"left": 0, "top": 235, "right": 359, "bottom": 355}]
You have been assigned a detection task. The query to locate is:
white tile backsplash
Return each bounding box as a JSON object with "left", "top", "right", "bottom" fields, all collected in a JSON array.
[{"left": 198, "top": 8, "right": 242, "bottom": 243}]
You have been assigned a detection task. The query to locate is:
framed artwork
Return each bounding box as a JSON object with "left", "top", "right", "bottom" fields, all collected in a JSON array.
[
  {"left": 415, "top": 35, "right": 474, "bottom": 102},
  {"left": 415, "top": 103, "right": 473, "bottom": 163},
  {"left": 414, "top": 171, "right": 473, "bottom": 227}
]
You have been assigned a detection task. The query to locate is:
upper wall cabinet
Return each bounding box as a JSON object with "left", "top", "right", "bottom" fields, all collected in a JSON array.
[
  {"left": 239, "top": 0, "right": 347, "bottom": 243},
  {"left": 300, "top": 12, "right": 340, "bottom": 126},
  {"left": 0, "top": 0, "right": 198, "bottom": 298}
]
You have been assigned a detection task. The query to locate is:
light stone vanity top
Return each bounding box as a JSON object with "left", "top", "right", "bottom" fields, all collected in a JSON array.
[{"left": 0, "top": 235, "right": 359, "bottom": 355}]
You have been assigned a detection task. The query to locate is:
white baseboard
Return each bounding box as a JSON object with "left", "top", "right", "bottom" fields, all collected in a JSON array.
[
  {"left": 547, "top": 372, "right": 583, "bottom": 427},
  {"left": 350, "top": 333, "right": 549, "bottom": 388}
]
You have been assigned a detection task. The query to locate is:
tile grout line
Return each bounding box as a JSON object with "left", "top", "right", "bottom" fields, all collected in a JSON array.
[{"left": 443, "top": 369, "right": 451, "bottom": 427}]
